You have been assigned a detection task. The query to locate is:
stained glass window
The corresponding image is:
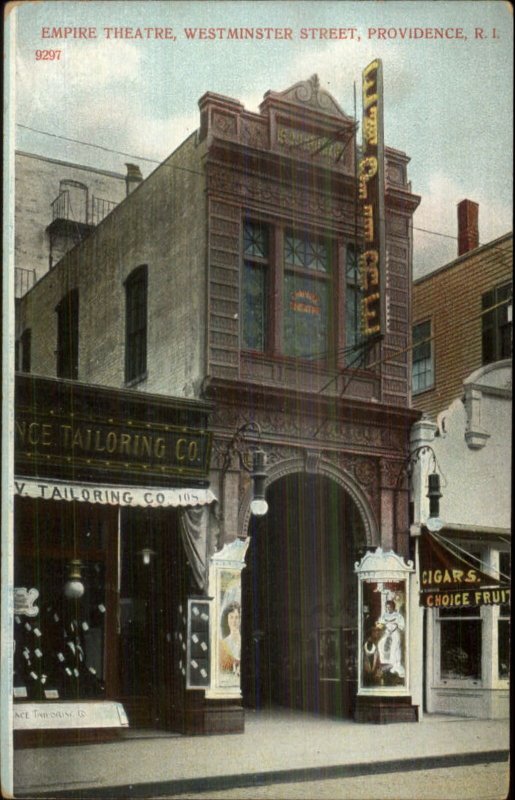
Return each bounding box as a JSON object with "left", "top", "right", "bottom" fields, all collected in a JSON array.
[
  {"left": 283, "top": 229, "right": 331, "bottom": 359},
  {"left": 242, "top": 222, "right": 269, "bottom": 352},
  {"left": 285, "top": 232, "right": 328, "bottom": 272},
  {"left": 283, "top": 273, "right": 328, "bottom": 359},
  {"left": 242, "top": 261, "right": 267, "bottom": 351}
]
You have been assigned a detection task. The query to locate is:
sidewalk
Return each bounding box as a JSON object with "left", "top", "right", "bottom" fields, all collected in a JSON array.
[{"left": 13, "top": 709, "right": 510, "bottom": 799}]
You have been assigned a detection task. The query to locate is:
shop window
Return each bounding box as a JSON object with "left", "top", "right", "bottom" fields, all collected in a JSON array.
[
  {"left": 13, "top": 500, "right": 114, "bottom": 702},
  {"left": 482, "top": 282, "right": 512, "bottom": 365},
  {"left": 438, "top": 606, "right": 482, "bottom": 680},
  {"left": 242, "top": 221, "right": 269, "bottom": 352},
  {"left": 56, "top": 289, "right": 79, "bottom": 379},
  {"left": 125, "top": 265, "right": 147, "bottom": 384},
  {"left": 412, "top": 319, "right": 433, "bottom": 394},
  {"left": 498, "top": 551, "right": 511, "bottom": 680}
]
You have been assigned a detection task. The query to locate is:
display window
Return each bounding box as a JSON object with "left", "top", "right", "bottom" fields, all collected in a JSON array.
[
  {"left": 13, "top": 498, "right": 117, "bottom": 703},
  {"left": 361, "top": 580, "right": 407, "bottom": 690}
]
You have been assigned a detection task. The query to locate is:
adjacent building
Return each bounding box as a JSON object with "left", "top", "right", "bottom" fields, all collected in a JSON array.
[
  {"left": 14, "top": 151, "right": 140, "bottom": 300},
  {"left": 15, "top": 71, "right": 423, "bottom": 737},
  {"left": 410, "top": 204, "right": 512, "bottom": 719}
]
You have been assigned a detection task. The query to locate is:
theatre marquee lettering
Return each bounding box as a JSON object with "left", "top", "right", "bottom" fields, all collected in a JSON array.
[
  {"left": 359, "top": 58, "right": 385, "bottom": 337},
  {"left": 15, "top": 410, "right": 210, "bottom": 478}
]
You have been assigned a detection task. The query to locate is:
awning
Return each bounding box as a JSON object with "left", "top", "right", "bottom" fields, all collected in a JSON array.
[
  {"left": 14, "top": 478, "right": 216, "bottom": 508},
  {"left": 418, "top": 530, "right": 510, "bottom": 608}
]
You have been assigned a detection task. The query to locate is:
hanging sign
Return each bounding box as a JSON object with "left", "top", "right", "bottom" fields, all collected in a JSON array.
[
  {"left": 419, "top": 532, "right": 510, "bottom": 608},
  {"left": 359, "top": 58, "right": 386, "bottom": 337}
]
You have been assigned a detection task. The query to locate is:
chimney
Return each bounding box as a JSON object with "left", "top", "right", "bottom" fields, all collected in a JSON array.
[
  {"left": 125, "top": 163, "right": 143, "bottom": 196},
  {"left": 457, "top": 199, "right": 479, "bottom": 256}
]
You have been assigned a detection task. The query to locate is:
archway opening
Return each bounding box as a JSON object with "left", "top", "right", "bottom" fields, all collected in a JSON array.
[{"left": 241, "top": 472, "right": 367, "bottom": 718}]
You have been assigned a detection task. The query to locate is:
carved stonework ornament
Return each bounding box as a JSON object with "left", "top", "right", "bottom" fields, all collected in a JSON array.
[
  {"left": 278, "top": 74, "right": 349, "bottom": 119},
  {"left": 354, "top": 547, "right": 414, "bottom": 578},
  {"left": 207, "top": 165, "right": 349, "bottom": 223}
]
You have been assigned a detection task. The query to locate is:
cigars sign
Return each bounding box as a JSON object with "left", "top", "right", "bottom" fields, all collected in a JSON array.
[
  {"left": 419, "top": 532, "right": 510, "bottom": 609},
  {"left": 359, "top": 58, "right": 386, "bottom": 337}
]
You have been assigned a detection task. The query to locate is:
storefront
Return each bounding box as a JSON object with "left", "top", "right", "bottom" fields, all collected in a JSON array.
[
  {"left": 419, "top": 529, "right": 510, "bottom": 719},
  {"left": 13, "top": 374, "right": 218, "bottom": 745}
]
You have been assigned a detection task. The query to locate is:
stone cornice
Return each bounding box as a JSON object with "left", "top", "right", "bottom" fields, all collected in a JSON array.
[{"left": 202, "top": 375, "right": 420, "bottom": 431}]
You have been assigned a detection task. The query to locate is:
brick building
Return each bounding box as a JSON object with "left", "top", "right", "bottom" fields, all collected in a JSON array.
[
  {"left": 16, "top": 73, "right": 423, "bottom": 735},
  {"left": 410, "top": 204, "right": 512, "bottom": 719},
  {"left": 14, "top": 151, "right": 138, "bottom": 300},
  {"left": 411, "top": 200, "right": 512, "bottom": 419}
]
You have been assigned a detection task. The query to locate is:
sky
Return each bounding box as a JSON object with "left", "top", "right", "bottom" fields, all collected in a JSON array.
[{"left": 8, "top": 0, "right": 514, "bottom": 277}]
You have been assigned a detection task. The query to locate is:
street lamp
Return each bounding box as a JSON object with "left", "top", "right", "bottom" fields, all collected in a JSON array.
[
  {"left": 218, "top": 422, "right": 269, "bottom": 541},
  {"left": 249, "top": 449, "right": 268, "bottom": 517}
]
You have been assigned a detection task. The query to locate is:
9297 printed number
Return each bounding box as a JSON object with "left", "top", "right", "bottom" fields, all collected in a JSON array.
[{"left": 35, "top": 50, "right": 62, "bottom": 60}]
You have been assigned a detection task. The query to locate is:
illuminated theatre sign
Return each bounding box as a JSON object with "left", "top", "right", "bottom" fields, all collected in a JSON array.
[
  {"left": 419, "top": 531, "right": 510, "bottom": 609},
  {"left": 359, "top": 58, "right": 386, "bottom": 338},
  {"left": 14, "top": 374, "right": 212, "bottom": 488}
]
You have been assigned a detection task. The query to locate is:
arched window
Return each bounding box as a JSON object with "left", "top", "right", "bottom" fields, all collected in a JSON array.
[{"left": 125, "top": 265, "right": 148, "bottom": 383}]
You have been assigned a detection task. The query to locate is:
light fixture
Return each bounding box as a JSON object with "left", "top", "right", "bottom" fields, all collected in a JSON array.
[
  {"left": 426, "top": 472, "right": 444, "bottom": 532},
  {"left": 250, "top": 448, "right": 269, "bottom": 517},
  {"left": 64, "top": 559, "right": 85, "bottom": 599},
  {"left": 218, "top": 422, "right": 269, "bottom": 542},
  {"left": 138, "top": 547, "right": 156, "bottom": 566}
]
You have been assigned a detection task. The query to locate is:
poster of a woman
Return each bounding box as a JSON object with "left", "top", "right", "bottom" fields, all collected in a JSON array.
[{"left": 219, "top": 601, "right": 241, "bottom": 677}]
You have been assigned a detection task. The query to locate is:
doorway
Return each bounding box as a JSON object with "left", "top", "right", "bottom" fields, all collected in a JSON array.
[
  {"left": 241, "top": 473, "right": 366, "bottom": 718},
  {"left": 118, "top": 507, "right": 187, "bottom": 730}
]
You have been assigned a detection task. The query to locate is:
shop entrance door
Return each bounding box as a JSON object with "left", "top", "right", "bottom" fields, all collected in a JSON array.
[
  {"left": 119, "top": 507, "right": 182, "bottom": 730},
  {"left": 242, "top": 473, "right": 365, "bottom": 718}
]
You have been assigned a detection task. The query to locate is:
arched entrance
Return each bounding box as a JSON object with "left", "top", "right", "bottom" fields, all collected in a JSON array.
[{"left": 241, "top": 471, "right": 368, "bottom": 718}]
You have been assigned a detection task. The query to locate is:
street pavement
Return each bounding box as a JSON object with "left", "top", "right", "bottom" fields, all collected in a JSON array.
[{"left": 13, "top": 708, "right": 510, "bottom": 799}]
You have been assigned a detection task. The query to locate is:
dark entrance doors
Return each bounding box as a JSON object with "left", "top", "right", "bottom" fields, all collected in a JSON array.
[
  {"left": 119, "top": 507, "right": 186, "bottom": 730},
  {"left": 242, "top": 473, "right": 366, "bottom": 718}
]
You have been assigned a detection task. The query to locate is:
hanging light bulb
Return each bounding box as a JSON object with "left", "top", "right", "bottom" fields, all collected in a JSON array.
[
  {"left": 63, "top": 559, "right": 85, "bottom": 599},
  {"left": 138, "top": 547, "right": 156, "bottom": 566}
]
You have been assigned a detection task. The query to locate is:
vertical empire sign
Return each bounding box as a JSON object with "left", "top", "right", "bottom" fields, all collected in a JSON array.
[{"left": 359, "top": 59, "right": 386, "bottom": 337}]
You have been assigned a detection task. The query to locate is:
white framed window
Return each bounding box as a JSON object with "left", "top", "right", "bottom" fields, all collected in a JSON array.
[{"left": 412, "top": 319, "right": 433, "bottom": 394}]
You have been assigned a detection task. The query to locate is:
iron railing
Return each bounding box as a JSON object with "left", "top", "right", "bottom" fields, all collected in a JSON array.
[{"left": 50, "top": 191, "right": 118, "bottom": 226}]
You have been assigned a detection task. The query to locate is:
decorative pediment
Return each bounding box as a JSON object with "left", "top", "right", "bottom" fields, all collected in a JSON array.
[
  {"left": 262, "top": 74, "right": 350, "bottom": 119},
  {"left": 355, "top": 547, "right": 414, "bottom": 579},
  {"left": 211, "top": 537, "right": 250, "bottom": 566}
]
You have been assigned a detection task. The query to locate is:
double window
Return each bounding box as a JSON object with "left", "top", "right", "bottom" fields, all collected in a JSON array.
[
  {"left": 412, "top": 319, "right": 433, "bottom": 394},
  {"left": 56, "top": 290, "right": 79, "bottom": 379},
  {"left": 242, "top": 220, "right": 362, "bottom": 363},
  {"left": 125, "top": 265, "right": 148, "bottom": 384},
  {"left": 481, "top": 282, "right": 512, "bottom": 365}
]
